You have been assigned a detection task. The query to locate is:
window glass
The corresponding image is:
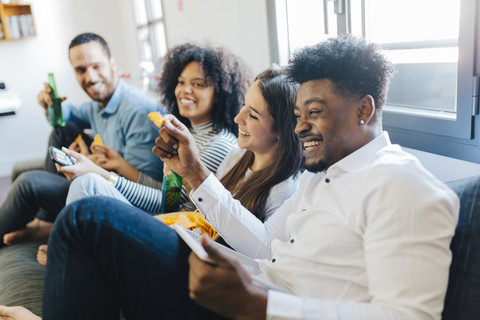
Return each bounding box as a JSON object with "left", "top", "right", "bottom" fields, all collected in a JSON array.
[
  {"left": 353, "top": 0, "right": 461, "bottom": 115},
  {"left": 131, "top": 0, "right": 167, "bottom": 65}
]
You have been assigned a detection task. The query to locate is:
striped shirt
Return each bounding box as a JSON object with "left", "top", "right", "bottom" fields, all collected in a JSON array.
[{"left": 113, "top": 121, "right": 237, "bottom": 213}]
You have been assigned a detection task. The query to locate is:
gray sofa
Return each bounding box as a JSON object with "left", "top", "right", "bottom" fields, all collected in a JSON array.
[{"left": 0, "top": 176, "right": 479, "bottom": 318}]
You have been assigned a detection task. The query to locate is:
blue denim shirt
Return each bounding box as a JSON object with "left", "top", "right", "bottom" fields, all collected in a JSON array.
[{"left": 62, "top": 79, "right": 165, "bottom": 181}]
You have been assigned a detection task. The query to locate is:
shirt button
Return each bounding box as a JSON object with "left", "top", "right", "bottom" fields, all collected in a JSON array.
[
  {"left": 325, "top": 178, "right": 330, "bottom": 183},
  {"left": 198, "top": 197, "right": 203, "bottom": 202},
  {"left": 271, "top": 258, "right": 276, "bottom": 263},
  {"left": 290, "top": 239, "right": 295, "bottom": 244}
]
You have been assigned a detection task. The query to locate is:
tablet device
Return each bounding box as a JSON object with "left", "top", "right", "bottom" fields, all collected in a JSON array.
[{"left": 173, "top": 224, "right": 215, "bottom": 264}]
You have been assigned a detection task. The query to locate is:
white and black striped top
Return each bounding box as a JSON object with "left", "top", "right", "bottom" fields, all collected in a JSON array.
[{"left": 113, "top": 121, "right": 237, "bottom": 213}]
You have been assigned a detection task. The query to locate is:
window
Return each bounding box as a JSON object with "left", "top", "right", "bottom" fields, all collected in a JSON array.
[
  {"left": 132, "top": 0, "right": 168, "bottom": 67},
  {"left": 269, "top": 0, "right": 480, "bottom": 164},
  {"left": 131, "top": 0, "right": 168, "bottom": 93}
]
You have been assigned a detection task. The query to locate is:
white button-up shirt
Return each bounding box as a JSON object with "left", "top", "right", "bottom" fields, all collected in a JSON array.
[{"left": 190, "top": 132, "right": 459, "bottom": 320}]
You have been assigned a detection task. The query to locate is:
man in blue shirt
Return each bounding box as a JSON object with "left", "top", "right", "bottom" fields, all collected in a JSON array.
[
  {"left": 0, "top": 33, "right": 165, "bottom": 247},
  {"left": 37, "top": 32, "right": 164, "bottom": 180}
]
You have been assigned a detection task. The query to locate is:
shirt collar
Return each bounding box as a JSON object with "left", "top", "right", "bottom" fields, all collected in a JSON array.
[
  {"left": 101, "top": 78, "right": 125, "bottom": 115},
  {"left": 190, "top": 121, "right": 214, "bottom": 134},
  {"left": 326, "top": 131, "right": 392, "bottom": 175}
]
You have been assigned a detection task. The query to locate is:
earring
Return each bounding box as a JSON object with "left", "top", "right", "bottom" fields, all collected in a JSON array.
[{"left": 360, "top": 120, "right": 365, "bottom": 125}]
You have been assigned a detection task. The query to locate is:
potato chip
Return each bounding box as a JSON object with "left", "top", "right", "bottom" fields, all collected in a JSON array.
[
  {"left": 93, "top": 134, "right": 103, "bottom": 147},
  {"left": 74, "top": 134, "right": 83, "bottom": 142},
  {"left": 148, "top": 112, "right": 165, "bottom": 128},
  {"left": 156, "top": 210, "right": 218, "bottom": 239}
]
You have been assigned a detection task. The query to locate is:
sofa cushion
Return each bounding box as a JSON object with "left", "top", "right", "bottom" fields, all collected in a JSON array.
[
  {"left": 0, "top": 241, "right": 45, "bottom": 316},
  {"left": 443, "top": 176, "right": 480, "bottom": 320}
]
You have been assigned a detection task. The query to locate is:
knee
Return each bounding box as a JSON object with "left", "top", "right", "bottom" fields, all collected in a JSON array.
[
  {"left": 13, "top": 170, "right": 44, "bottom": 194},
  {"left": 55, "top": 196, "right": 107, "bottom": 234},
  {"left": 68, "top": 173, "right": 107, "bottom": 203},
  {"left": 71, "top": 172, "right": 105, "bottom": 190}
]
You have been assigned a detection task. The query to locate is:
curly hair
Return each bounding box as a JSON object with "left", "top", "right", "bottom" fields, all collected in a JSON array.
[
  {"left": 287, "top": 34, "right": 394, "bottom": 111},
  {"left": 158, "top": 43, "right": 252, "bottom": 134}
]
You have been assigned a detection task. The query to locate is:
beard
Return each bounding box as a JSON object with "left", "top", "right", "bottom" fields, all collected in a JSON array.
[{"left": 305, "top": 158, "right": 327, "bottom": 173}]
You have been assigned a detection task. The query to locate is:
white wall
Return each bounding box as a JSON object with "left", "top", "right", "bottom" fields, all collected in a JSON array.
[
  {"left": 0, "top": 0, "right": 478, "bottom": 182},
  {"left": 162, "top": 0, "right": 271, "bottom": 75},
  {"left": 0, "top": 0, "right": 139, "bottom": 177}
]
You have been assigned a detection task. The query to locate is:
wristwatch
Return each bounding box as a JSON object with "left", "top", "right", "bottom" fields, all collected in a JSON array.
[{"left": 107, "top": 172, "right": 119, "bottom": 186}]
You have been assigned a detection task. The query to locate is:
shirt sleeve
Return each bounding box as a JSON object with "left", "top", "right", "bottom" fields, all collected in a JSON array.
[
  {"left": 266, "top": 164, "right": 459, "bottom": 319},
  {"left": 266, "top": 291, "right": 403, "bottom": 320},
  {"left": 190, "top": 173, "right": 294, "bottom": 259},
  {"left": 180, "top": 131, "right": 237, "bottom": 211},
  {"left": 115, "top": 176, "right": 162, "bottom": 214}
]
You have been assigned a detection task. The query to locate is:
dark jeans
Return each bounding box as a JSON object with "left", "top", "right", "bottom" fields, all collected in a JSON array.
[
  {"left": 44, "top": 122, "right": 93, "bottom": 174},
  {"left": 43, "top": 196, "right": 227, "bottom": 320},
  {"left": 0, "top": 170, "right": 70, "bottom": 247}
]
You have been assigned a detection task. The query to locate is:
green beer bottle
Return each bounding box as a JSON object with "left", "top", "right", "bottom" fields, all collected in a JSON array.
[
  {"left": 47, "top": 73, "right": 66, "bottom": 127},
  {"left": 160, "top": 169, "right": 183, "bottom": 213}
]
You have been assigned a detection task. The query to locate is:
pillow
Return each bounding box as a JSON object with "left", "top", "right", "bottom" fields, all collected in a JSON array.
[
  {"left": 0, "top": 241, "right": 45, "bottom": 316},
  {"left": 443, "top": 176, "right": 480, "bottom": 320}
]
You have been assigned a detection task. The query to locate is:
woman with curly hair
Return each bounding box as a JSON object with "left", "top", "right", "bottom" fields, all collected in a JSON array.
[
  {"left": 0, "top": 65, "right": 303, "bottom": 320},
  {"left": 28, "top": 43, "right": 251, "bottom": 266},
  {"left": 60, "top": 43, "right": 252, "bottom": 213}
]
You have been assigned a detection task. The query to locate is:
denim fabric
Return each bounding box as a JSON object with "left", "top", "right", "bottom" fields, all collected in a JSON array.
[
  {"left": 443, "top": 176, "right": 480, "bottom": 320},
  {"left": 43, "top": 196, "right": 226, "bottom": 320},
  {"left": 0, "top": 170, "right": 70, "bottom": 247},
  {"left": 66, "top": 172, "right": 132, "bottom": 206}
]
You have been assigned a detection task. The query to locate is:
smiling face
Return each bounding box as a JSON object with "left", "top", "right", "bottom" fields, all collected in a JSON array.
[
  {"left": 174, "top": 61, "right": 216, "bottom": 125},
  {"left": 235, "top": 81, "right": 278, "bottom": 160},
  {"left": 294, "top": 79, "right": 364, "bottom": 173},
  {"left": 69, "top": 41, "right": 118, "bottom": 107}
]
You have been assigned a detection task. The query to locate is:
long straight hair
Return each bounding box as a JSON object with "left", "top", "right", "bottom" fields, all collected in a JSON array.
[{"left": 220, "top": 66, "right": 302, "bottom": 221}]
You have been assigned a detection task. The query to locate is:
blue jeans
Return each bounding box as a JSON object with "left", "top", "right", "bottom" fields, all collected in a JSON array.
[
  {"left": 0, "top": 170, "right": 69, "bottom": 246},
  {"left": 66, "top": 172, "right": 132, "bottom": 206},
  {"left": 43, "top": 196, "right": 226, "bottom": 320}
]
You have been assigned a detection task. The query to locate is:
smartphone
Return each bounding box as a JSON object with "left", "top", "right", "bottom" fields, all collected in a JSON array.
[{"left": 48, "top": 146, "right": 77, "bottom": 166}]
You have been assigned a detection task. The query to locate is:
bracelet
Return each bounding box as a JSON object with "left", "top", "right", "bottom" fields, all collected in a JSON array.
[{"left": 107, "top": 172, "right": 119, "bottom": 186}]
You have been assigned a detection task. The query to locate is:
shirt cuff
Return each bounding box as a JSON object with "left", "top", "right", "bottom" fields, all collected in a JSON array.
[
  {"left": 189, "top": 172, "right": 223, "bottom": 211},
  {"left": 267, "top": 290, "right": 303, "bottom": 319}
]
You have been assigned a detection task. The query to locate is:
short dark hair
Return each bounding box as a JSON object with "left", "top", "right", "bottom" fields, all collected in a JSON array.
[
  {"left": 158, "top": 43, "right": 252, "bottom": 134},
  {"left": 287, "top": 34, "right": 394, "bottom": 110},
  {"left": 68, "top": 32, "right": 111, "bottom": 58}
]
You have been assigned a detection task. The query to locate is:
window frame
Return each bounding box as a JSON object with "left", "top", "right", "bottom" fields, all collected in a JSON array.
[
  {"left": 267, "top": 0, "right": 480, "bottom": 164},
  {"left": 131, "top": 0, "right": 168, "bottom": 66}
]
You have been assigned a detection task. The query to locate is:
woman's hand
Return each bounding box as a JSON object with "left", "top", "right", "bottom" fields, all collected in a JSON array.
[
  {"left": 89, "top": 145, "right": 124, "bottom": 172},
  {"left": 68, "top": 137, "right": 90, "bottom": 156},
  {"left": 56, "top": 148, "right": 109, "bottom": 181}
]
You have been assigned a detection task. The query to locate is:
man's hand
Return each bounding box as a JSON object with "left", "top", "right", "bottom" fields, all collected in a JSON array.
[
  {"left": 37, "top": 83, "right": 66, "bottom": 120},
  {"left": 90, "top": 144, "right": 124, "bottom": 171},
  {"left": 56, "top": 148, "right": 109, "bottom": 181},
  {"left": 188, "top": 236, "right": 268, "bottom": 320},
  {"left": 152, "top": 115, "right": 210, "bottom": 189},
  {"left": 68, "top": 138, "right": 90, "bottom": 156}
]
